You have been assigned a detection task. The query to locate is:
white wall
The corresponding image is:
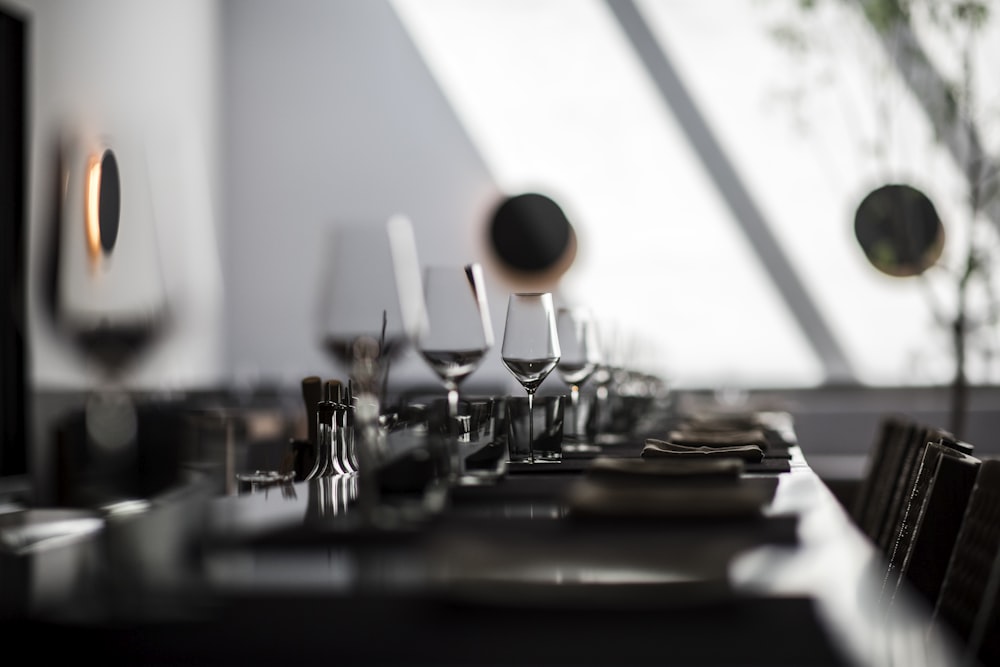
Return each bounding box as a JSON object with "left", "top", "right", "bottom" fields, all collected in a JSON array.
[
  {"left": 13, "top": 0, "right": 533, "bottom": 401},
  {"left": 221, "top": 0, "right": 509, "bottom": 394},
  {"left": 13, "top": 0, "right": 225, "bottom": 391}
]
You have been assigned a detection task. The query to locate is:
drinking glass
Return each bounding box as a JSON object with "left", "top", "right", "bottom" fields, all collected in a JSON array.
[
  {"left": 316, "top": 215, "right": 424, "bottom": 523},
  {"left": 588, "top": 318, "right": 620, "bottom": 442},
  {"left": 54, "top": 140, "right": 170, "bottom": 504},
  {"left": 416, "top": 263, "right": 494, "bottom": 481},
  {"left": 500, "top": 293, "right": 561, "bottom": 463},
  {"left": 556, "top": 307, "right": 600, "bottom": 452}
]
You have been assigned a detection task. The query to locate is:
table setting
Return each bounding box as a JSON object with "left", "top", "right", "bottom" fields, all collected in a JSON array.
[{"left": 181, "top": 217, "right": 810, "bottom": 605}]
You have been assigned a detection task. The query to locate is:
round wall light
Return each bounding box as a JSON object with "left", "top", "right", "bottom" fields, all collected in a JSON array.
[
  {"left": 488, "top": 192, "right": 577, "bottom": 287},
  {"left": 854, "top": 183, "right": 944, "bottom": 278},
  {"left": 84, "top": 148, "right": 121, "bottom": 265}
]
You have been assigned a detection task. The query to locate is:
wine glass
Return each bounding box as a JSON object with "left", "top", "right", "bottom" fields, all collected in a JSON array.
[
  {"left": 54, "top": 138, "right": 171, "bottom": 503},
  {"left": 556, "top": 307, "right": 600, "bottom": 452},
  {"left": 416, "top": 263, "right": 494, "bottom": 482},
  {"left": 501, "top": 293, "right": 561, "bottom": 463},
  {"left": 316, "top": 215, "right": 424, "bottom": 523},
  {"left": 319, "top": 217, "right": 422, "bottom": 382},
  {"left": 588, "top": 318, "right": 621, "bottom": 442}
]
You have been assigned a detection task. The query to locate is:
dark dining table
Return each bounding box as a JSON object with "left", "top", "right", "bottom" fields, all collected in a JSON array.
[{"left": 3, "top": 409, "right": 967, "bottom": 667}]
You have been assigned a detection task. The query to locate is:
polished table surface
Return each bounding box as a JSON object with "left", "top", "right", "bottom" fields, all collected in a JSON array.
[{"left": 4, "top": 411, "right": 968, "bottom": 666}]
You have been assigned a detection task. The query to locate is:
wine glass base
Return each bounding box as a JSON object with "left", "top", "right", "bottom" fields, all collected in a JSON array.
[
  {"left": 508, "top": 458, "right": 562, "bottom": 465},
  {"left": 455, "top": 473, "right": 500, "bottom": 487},
  {"left": 562, "top": 443, "right": 602, "bottom": 454},
  {"left": 422, "top": 480, "right": 451, "bottom": 513}
]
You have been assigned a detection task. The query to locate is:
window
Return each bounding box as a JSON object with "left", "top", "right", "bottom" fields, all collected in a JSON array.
[{"left": 392, "top": 0, "right": 1000, "bottom": 389}]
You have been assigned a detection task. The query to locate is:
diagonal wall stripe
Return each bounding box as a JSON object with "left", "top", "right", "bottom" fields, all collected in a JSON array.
[{"left": 605, "top": 0, "right": 857, "bottom": 385}]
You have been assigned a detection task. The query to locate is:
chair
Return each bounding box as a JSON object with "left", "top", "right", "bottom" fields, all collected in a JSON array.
[
  {"left": 875, "top": 425, "right": 961, "bottom": 554},
  {"left": 880, "top": 439, "right": 953, "bottom": 603},
  {"left": 851, "top": 416, "right": 966, "bottom": 550},
  {"left": 932, "top": 459, "right": 1000, "bottom": 665},
  {"left": 881, "top": 442, "right": 980, "bottom": 609},
  {"left": 851, "top": 415, "right": 913, "bottom": 538},
  {"left": 965, "top": 546, "right": 1000, "bottom": 667}
]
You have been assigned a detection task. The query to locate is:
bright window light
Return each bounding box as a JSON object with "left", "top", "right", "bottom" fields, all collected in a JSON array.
[
  {"left": 638, "top": 0, "right": 1000, "bottom": 385},
  {"left": 392, "top": 0, "right": 1000, "bottom": 388}
]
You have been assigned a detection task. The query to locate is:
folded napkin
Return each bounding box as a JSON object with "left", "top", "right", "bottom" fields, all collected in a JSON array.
[
  {"left": 586, "top": 456, "right": 744, "bottom": 481},
  {"left": 665, "top": 427, "right": 769, "bottom": 449},
  {"left": 677, "top": 419, "right": 762, "bottom": 434},
  {"left": 642, "top": 439, "right": 764, "bottom": 463},
  {"left": 679, "top": 410, "right": 797, "bottom": 442},
  {"left": 679, "top": 410, "right": 765, "bottom": 432}
]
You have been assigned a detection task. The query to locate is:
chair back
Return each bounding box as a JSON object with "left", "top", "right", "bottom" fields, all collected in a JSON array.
[
  {"left": 853, "top": 416, "right": 967, "bottom": 549},
  {"left": 882, "top": 443, "right": 980, "bottom": 609},
  {"left": 932, "top": 459, "right": 1000, "bottom": 664},
  {"left": 965, "top": 536, "right": 1000, "bottom": 667},
  {"left": 852, "top": 415, "right": 913, "bottom": 539},
  {"left": 875, "top": 426, "right": 958, "bottom": 553}
]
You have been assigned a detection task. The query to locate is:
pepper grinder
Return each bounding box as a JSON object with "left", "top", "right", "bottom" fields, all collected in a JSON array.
[{"left": 325, "top": 379, "right": 354, "bottom": 474}]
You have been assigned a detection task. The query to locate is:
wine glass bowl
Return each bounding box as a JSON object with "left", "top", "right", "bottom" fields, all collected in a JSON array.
[
  {"left": 556, "top": 307, "right": 600, "bottom": 451},
  {"left": 500, "top": 293, "right": 561, "bottom": 463},
  {"left": 417, "top": 264, "right": 494, "bottom": 400},
  {"left": 319, "top": 223, "right": 416, "bottom": 389},
  {"left": 415, "top": 263, "right": 495, "bottom": 483},
  {"left": 315, "top": 216, "right": 424, "bottom": 524},
  {"left": 502, "top": 358, "right": 560, "bottom": 393},
  {"left": 420, "top": 349, "right": 489, "bottom": 390}
]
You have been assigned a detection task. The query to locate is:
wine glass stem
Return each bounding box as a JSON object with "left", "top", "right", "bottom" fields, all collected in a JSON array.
[
  {"left": 447, "top": 387, "right": 459, "bottom": 421},
  {"left": 570, "top": 385, "right": 580, "bottom": 437},
  {"left": 596, "top": 384, "right": 609, "bottom": 436},
  {"left": 447, "top": 385, "right": 460, "bottom": 478},
  {"left": 527, "top": 390, "right": 535, "bottom": 464},
  {"left": 354, "top": 390, "right": 381, "bottom": 524}
]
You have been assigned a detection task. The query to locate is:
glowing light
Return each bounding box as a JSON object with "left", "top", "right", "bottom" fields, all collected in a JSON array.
[{"left": 85, "top": 153, "right": 102, "bottom": 263}]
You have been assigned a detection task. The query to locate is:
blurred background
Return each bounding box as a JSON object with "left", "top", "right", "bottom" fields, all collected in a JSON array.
[{"left": 3, "top": 0, "right": 1000, "bottom": 508}]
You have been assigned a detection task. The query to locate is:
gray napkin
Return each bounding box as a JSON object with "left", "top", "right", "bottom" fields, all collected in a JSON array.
[
  {"left": 679, "top": 412, "right": 765, "bottom": 432},
  {"left": 642, "top": 439, "right": 765, "bottom": 463},
  {"left": 664, "top": 427, "right": 769, "bottom": 449}
]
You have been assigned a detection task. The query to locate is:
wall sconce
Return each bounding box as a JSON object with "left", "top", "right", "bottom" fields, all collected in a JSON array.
[
  {"left": 487, "top": 192, "right": 578, "bottom": 291},
  {"left": 84, "top": 148, "right": 120, "bottom": 268}
]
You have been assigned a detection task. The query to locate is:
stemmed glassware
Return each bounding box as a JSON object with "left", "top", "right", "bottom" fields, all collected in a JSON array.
[
  {"left": 54, "top": 141, "right": 171, "bottom": 502},
  {"left": 588, "top": 318, "right": 620, "bottom": 442},
  {"left": 501, "top": 293, "right": 561, "bottom": 463},
  {"left": 556, "top": 307, "right": 600, "bottom": 452},
  {"left": 316, "top": 215, "right": 424, "bottom": 523},
  {"left": 415, "top": 263, "right": 494, "bottom": 482}
]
